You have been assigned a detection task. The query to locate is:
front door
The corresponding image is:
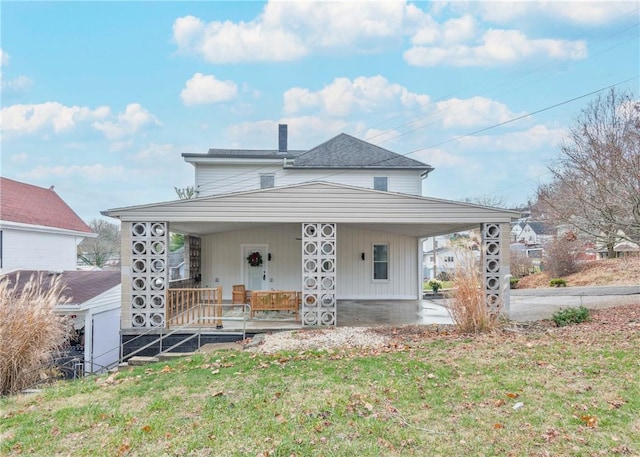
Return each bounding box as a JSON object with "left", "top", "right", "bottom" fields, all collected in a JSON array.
[{"left": 242, "top": 245, "right": 268, "bottom": 291}]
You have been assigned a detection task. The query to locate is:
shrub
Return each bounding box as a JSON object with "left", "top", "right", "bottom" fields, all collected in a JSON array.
[
  {"left": 510, "top": 249, "right": 533, "bottom": 278},
  {"left": 427, "top": 279, "right": 442, "bottom": 293},
  {"left": 552, "top": 306, "right": 590, "bottom": 327},
  {"left": 543, "top": 235, "right": 579, "bottom": 278},
  {"left": 510, "top": 277, "right": 519, "bottom": 289},
  {"left": 549, "top": 278, "right": 567, "bottom": 287},
  {"left": 0, "top": 274, "right": 70, "bottom": 395},
  {"left": 447, "top": 251, "right": 497, "bottom": 334}
]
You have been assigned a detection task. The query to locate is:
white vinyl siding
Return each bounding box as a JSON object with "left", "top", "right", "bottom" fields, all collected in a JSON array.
[
  {"left": 0, "top": 228, "right": 81, "bottom": 274},
  {"left": 201, "top": 224, "right": 301, "bottom": 299},
  {"left": 195, "top": 223, "right": 419, "bottom": 301},
  {"left": 337, "top": 225, "right": 417, "bottom": 299},
  {"left": 195, "top": 165, "right": 422, "bottom": 196}
]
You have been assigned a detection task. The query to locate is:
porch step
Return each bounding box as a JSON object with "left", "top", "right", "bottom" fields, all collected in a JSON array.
[
  {"left": 198, "top": 342, "right": 245, "bottom": 353},
  {"left": 109, "top": 362, "right": 131, "bottom": 373},
  {"left": 157, "top": 352, "right": 194, "bottom": 361},
  {"left": 127, "top": 356, "right": 160, "bottom": 366}
]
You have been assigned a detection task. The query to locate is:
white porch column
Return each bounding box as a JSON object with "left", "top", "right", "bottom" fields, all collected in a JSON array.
[
  {"left": 129, "top": 222, "right": 168, "bottom": 328},
  {"left": 301, "top": 223, "right": 337, "bottom": 326},
  {"left": 481, "top": 223, "right": 509, "bottom": 317}
]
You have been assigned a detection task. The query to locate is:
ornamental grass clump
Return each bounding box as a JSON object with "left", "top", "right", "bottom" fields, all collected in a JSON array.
[
  {"left": 447, "top": 251, "right": 497, "bottom": 334},
  {"left": 0, "top": 274, "right": 70, "bottom": 395}
]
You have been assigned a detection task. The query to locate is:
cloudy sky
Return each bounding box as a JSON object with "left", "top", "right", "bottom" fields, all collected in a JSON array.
[{"left": 1, "top": 1, "right": 638, "bottom": 222}]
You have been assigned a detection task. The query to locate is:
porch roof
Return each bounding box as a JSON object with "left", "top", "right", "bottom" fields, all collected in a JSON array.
[{"left": 103, "top": 182, "right": 518, "bottom": 238}]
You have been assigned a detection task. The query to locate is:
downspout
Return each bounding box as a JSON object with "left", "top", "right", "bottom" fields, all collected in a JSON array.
[{"left": 418, "top": 238, "right": 424, "bottom": 300}]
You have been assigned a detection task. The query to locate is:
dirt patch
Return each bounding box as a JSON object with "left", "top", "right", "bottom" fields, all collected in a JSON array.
[{"left": 516, "top": 257, "right": 640, "bottom": 289}]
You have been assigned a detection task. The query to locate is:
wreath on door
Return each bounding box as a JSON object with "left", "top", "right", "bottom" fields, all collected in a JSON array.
[{"left": 246, "top": 251, "right": 263, "bottom": 267}]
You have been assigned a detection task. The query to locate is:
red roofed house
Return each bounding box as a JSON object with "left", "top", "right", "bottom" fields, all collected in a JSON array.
[
  {"left": 0, "top": 177, "right": 96, "bottom": 274},
  {"left": 1, "top": 178, "right": 122, "bottom": 374}
]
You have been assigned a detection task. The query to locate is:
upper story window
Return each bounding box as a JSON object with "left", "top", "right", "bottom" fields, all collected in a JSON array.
[
  {"left": 260, "top": 174, "right": 275, "bottom": 189},
  {"left": 373, "top": 176, "right": 388, "bottom": 191},
  {"left": 373, "top": 243, "right": 389, "bottom": 281}
]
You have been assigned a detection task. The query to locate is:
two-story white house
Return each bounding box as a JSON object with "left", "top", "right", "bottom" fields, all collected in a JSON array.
[{"left": 104, "top": 125, "right": 516, "bottom": 344}]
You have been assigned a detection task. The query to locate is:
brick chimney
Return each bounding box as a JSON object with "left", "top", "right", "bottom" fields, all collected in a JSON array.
[{"left": 278, "top": 124, "right": 287, "bottom": 152}]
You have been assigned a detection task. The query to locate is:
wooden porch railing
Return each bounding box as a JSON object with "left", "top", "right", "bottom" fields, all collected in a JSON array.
[{"left": 166, "top": 287, "right": 223, "bottom": 328}]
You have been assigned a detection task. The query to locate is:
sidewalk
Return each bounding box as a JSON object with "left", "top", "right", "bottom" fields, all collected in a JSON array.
[{"left": 508, "top": 285, "right": 640, "bottom": 322}]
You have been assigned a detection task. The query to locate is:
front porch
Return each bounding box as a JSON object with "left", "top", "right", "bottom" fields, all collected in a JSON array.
[
  {"left": 121, "top": 298, "right": 453, "bottom": 358},
  {"left": 165, "top": 295, "right": 452, "bottom": 333}
]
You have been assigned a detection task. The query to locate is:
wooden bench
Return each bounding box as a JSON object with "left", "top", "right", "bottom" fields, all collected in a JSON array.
[{"left": 250, "top": 290, "right": 299, "bottom": 320}]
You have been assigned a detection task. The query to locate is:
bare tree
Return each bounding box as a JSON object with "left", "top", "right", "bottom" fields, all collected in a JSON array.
[
  {"left": 77, "top": 219, "right": 120, "bottom": 267},
  {"left": 535, "top": 88, "right": 640, "bottom": 257},
  {"left": 170, "top": 186, "right": 196, "bottom": 251}
]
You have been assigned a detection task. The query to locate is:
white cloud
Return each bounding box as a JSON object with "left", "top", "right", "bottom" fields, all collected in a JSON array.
[
  {"left": 413, "top": 148, "right": 467, "bottom": 168},
  {"left": 283, "top": 75, "right": 430, "bottom": 117},
  {"left": 93, "top": 103, "right": 161, "bottom": 140},
  {"left": 10, "top": 152, "right": 27, "bottom": 163},
  {"left": 0, "top": 48, "right": 8, "bottom": 66},
  {"left": 2, "top": 75, "right": 34, "bottom": 92},
  {"left": 435, "top": 96, "right": 522, "bottom": 128},
  {"left": 405, "top": 28, "right": 587, "bottom": 67},
  {"left": 172, "top": 1, "right": 421, "bottom": 63},
  {"left": 1, "top": 102, "right": 110, "bottom": 136},
  {"left": 21, "top": 164, "right": 126, "bottom": 181},
  {"left": 0, "top": 49, "right": 34, "bottom": 93},
  {"left": 476, "top": 1, "right": 636, "bottom": 26},
  {"left": 227, "top": 116, "right": 349, "bottom": 149},
  {"left": 412, "top": 14, "right": 477, "bottom": 45},
  {"left": 180, "top": 73, "right": 238, "bottom": 106},
  {"left": 457, "top": 124, "right": 567, "bottom": 152},
  {"left": 133, "top": 143, "right": 187, "bottom": 162}
]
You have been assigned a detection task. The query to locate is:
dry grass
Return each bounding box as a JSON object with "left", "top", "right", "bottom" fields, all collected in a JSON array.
[
  {"left": 447, "top": 252, "right": 497, "bottom": 334},
  {"left": 0, "top": 273, "right": 70, "bottom": 395},
  {"left": 518, "top": 256, "right": 640, "bottom": 289}
]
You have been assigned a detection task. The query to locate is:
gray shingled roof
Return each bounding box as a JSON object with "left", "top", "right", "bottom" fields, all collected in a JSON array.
[
  {"left": 526, "top": 221, "right": 554, "bottom": 235},
  {"left": 291, "top": 133, "right": 432, "bottom": 170},
  {"left": 3, "top": 270, "right": 121, "bottom": 305},
  {"left": 183, "top": 132, "right": 433, "bottom": 171}
]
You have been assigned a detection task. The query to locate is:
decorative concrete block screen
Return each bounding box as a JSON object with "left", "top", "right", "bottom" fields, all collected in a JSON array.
[
  {"left": 301, "top": 223, "right": 336, "bottom": 326},
  {"left": 482, "top": 223, "right": 502, "bottom": 316},
  {"left": 130, "top": 222, "right": 168, "bottom": 327}
]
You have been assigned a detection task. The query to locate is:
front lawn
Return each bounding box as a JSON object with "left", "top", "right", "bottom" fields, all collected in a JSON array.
[{"left": 2, "top": 305, "right": 639, "bottom": 456}]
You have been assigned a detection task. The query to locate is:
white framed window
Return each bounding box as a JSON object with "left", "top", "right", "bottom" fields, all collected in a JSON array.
[
  {"left": 373, "top": 176, "right": 388, "bottom": 191},
  {"left": 372, "top": 243, "right": 389, "bottom": 281},
  {"left": 260, "top": 174, "right": 275, "bottom": 189}
]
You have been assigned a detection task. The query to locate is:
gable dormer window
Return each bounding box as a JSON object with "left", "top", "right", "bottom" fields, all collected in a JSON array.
[
  {"left": 260, "top": 174, "right": 275, "bottom": 189},
  {"left": 374, "top": 176, "right": 388, "bottom": 191}
]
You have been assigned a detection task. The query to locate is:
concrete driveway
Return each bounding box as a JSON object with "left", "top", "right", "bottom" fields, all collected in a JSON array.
[{"left": 336, "top": 285, "right": 640, "bottom": 327}]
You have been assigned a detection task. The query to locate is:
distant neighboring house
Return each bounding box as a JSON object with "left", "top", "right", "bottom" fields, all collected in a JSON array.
[
  {"left": 168, "top": 246, "right": 185, "bottom": 281},
  {"left": 3, "top": 270, "right": 121, "bottom": 374},
  {"left": 0, "top": 177, "right": 96, "bottom": 274},
  {"left": 422, "top": 233, "right": 479, "bottom": 280},
  {"left": 512, "top": 221, "right": 554, "bottom": 246},
  {"left": 596, "top": 240, "right": 640, "bottom": 259}
]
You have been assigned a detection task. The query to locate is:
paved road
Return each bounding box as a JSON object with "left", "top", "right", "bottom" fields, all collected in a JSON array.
[{"left": 507, "top": 285, "right": 640, "bottom": 322}]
